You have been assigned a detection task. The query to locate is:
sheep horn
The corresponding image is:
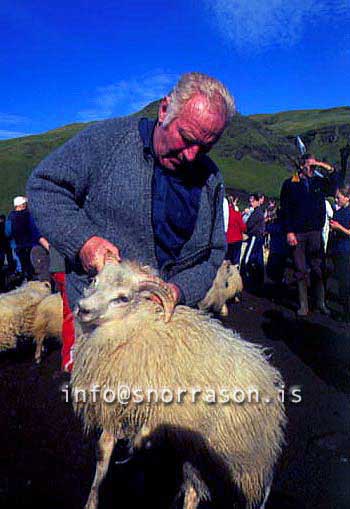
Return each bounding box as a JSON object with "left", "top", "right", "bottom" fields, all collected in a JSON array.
[{"left": 138, "top": 278, "right": 176, "bottom": 322}]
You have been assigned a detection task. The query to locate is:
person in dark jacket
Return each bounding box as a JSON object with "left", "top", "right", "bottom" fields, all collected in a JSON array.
[
  {"left": 280, "top": 153, "right": 341, "bottom": 316},
  {"left": 27, "top": 72, "right": 235, "bottom": 370},
  {"left": 6, "top": 196, "right": 42, "bottom": 280},
  {"left": 241, "top": 193, "right": 265, "bottom": 293},
  {"left": 329, "top": 185, "right": 350, "bottom": 322}
]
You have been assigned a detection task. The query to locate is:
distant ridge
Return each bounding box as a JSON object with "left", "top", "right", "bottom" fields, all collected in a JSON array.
[{"left": 0, "top": 103, "right": 349, "bottom": 212}]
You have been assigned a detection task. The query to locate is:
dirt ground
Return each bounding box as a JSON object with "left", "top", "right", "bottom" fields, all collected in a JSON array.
[{"left": 0, "top": 284, "right": 349, "bottom": 509}]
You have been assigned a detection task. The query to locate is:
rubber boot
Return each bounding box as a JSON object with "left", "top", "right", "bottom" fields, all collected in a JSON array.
[
  {"left": 315, "top": 280, "right": 331, "bottom": 316},
  {"left": 297, "top": 280, "right": 309, "bottom": 317}
]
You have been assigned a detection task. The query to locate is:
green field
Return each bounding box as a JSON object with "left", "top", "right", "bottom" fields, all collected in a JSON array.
[
  {"left": 214, "top": 156, "right": 289, "bottom": 198},
  {"left": 0, "top": 104, "right": 348, "bottom": 213}
]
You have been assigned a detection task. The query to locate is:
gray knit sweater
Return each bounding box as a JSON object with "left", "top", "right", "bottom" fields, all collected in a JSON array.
[{"left": 27, "top": 116, "right": 226, "bottom": 309}]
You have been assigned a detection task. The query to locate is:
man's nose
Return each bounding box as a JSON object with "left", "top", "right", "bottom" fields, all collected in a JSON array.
[{"left": 183, "top": 145, "right": 201, "bottom": 162}]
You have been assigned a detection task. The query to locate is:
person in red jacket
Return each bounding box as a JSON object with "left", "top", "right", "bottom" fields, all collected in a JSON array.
[{"left": 226, "top": 195, "right": 246, "bottom": 265}]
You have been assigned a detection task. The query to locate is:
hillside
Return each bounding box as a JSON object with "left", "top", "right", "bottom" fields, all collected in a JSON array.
[
  {"left": 249, "top": 106, "right": 350, "bottom": 165},
  {"left": 0, "top": 104, "right": 349, "bottom": 212}
]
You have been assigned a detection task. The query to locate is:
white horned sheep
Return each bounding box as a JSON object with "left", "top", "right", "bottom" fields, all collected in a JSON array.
[
  {"left": 72, "top": 261, "right": 286, "bottom": 509},
  {"left": 32, "top": 292, "right": 63, "bottom": 363},
  {"left": 0, "top": 280, "right": 51, "bottom": 352},
  {"left": 198, "top": 260, "right": 243, "bottom": 316}
]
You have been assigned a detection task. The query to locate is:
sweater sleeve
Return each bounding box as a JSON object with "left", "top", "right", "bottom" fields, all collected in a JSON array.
[
  {"left": 168, "top": 180, "right": 226, "bottom": 307},
  {"left": 29, "top": 215, "right": 42, "bottom": 244},
  {"left": 26, "top": 126, "right": 100, "bottom": 263}
]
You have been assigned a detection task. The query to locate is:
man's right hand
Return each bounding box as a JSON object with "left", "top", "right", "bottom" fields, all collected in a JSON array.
[
  {"left": 287, "top": 232, "right": 298, "bottom": 247},
  {"left": 79, "top": 236, "right": 121, "bottom": 272}
]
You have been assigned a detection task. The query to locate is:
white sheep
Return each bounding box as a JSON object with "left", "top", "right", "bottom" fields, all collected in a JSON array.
[
  {"left": 198, "top": 260, "right": 243, "bottom": 316},
  {"left": 32, "top": 292, "right": 63, "bottom": 363},
  {"left": 0, "top": 281, "right": 51, "bottom": 352},
  {"left": 72, "top": 261, "right": 286, "bottom": 509}
]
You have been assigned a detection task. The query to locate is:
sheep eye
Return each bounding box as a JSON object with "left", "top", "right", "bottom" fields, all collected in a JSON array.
[
  {"left": 110, "top": 295, "right": 129, "bottom": 305},
  {"left": 225, "top": 282, "right": 229, "bottom": 288}
]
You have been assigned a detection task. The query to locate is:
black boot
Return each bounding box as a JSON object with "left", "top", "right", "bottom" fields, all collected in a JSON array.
[
  {"left": 315, "top": 280, "right": 331, "bottom": 316},
  {"left": 297, "top": 280, "right": 309, "bottom": 317}
]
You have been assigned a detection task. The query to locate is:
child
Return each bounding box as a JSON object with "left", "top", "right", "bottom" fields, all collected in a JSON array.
[{"left": 329, "top": 185, "right": 350, "bottom": 322}]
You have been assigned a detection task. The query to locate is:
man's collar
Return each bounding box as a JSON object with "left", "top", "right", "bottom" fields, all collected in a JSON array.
[{"left": 138, "top": 118, "right": 157, "bottom": 158}]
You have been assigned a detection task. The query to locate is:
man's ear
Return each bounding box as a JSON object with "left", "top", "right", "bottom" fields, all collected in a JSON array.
[{"left": 158, "top": 96, "right": 170, "bottom": 123}]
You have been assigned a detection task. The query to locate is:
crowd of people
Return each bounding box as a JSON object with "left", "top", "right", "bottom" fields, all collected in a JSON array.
[
  {"left": 224, "top": 152, "right": 349, "bottom": 322},
  {"left": 0, "top": 72, "right": 348, "bottom": 381}
]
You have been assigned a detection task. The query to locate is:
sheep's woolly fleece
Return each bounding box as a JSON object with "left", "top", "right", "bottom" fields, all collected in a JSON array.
[
  {"left": 0, "top": 281, "right": 51, "bottom": 351},
  {"left": 72, "top": 261, "right": 286, "bottom": 507}
]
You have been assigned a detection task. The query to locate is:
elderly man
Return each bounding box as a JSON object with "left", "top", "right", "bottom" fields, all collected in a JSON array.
[
  {"left": 27, "top": 72, "right": 234, "bottom": 366},
  {"left": 280, "top": 153, "right": 341, "bottom": 316}
]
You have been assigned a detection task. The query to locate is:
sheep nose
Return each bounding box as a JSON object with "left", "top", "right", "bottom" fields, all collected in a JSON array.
[{"left": 76, "top": 300, "right": 93, "bottom": 319}]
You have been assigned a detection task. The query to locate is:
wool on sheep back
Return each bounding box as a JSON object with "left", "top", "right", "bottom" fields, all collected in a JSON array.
[{"left": 0, "top": 281, "right": 51, "bottom": 351}]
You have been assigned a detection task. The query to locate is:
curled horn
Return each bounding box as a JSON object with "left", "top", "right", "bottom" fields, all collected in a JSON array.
[{"left": 138, "top": 276, "right": 176, "bottom": 322}]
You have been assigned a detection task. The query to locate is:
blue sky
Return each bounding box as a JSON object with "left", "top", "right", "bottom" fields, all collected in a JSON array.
[{"left": 1, "top": 0, "right": 349, "bottom": 139}]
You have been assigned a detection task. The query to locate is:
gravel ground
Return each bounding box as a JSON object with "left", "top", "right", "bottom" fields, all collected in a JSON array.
[{"left": 0, "top": 285, "right": 349, "bottom": 509}]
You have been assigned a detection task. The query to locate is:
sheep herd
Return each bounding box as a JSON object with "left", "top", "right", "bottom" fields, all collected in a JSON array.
[
  {"left": 0, "top": 260, "right": 286, "bottom": 509},
  {"left": 0, "top": 280, "right": 62, "bottom": 362}
]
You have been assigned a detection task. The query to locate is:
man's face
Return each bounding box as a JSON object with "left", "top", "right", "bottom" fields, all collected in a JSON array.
[
  {"left": 336, "top": 191, "right": 349, "bottom": 208},
  {"left": 153, "top": 94, "right": 226, "bottom": 171},
  {"left": 249, "top": 195, "right": 259, "bottom": 208},
  {"left": 301, "top": 159, "right": 315, "bottom": 178},
  {"left": 15, "top": 204, "right": 27, "bottom": 211}
]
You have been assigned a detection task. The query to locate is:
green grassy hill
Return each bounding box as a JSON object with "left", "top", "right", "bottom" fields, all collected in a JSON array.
[
  {"left": 250, "top": 106, "right": 350, "bottom": 134},
  {"left": 0, "top": 104, "right": 349, "bottom": 212}
]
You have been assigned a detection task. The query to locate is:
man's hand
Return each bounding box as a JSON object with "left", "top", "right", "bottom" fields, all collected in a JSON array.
[
  {"left": 330, "top": 220, "right": 340, "bottom": 231},
  {"left": 308, "top": 158, "right": 334, "bottom": 172},
  {"left": 287, "top": 232, "right": 298, "bottom": 246},
  {"left": 39, "top": 237, "right": 50, "bottom": 252},
  {"left": 79, "top": 236, "right": 121, "bottom": 272}
]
